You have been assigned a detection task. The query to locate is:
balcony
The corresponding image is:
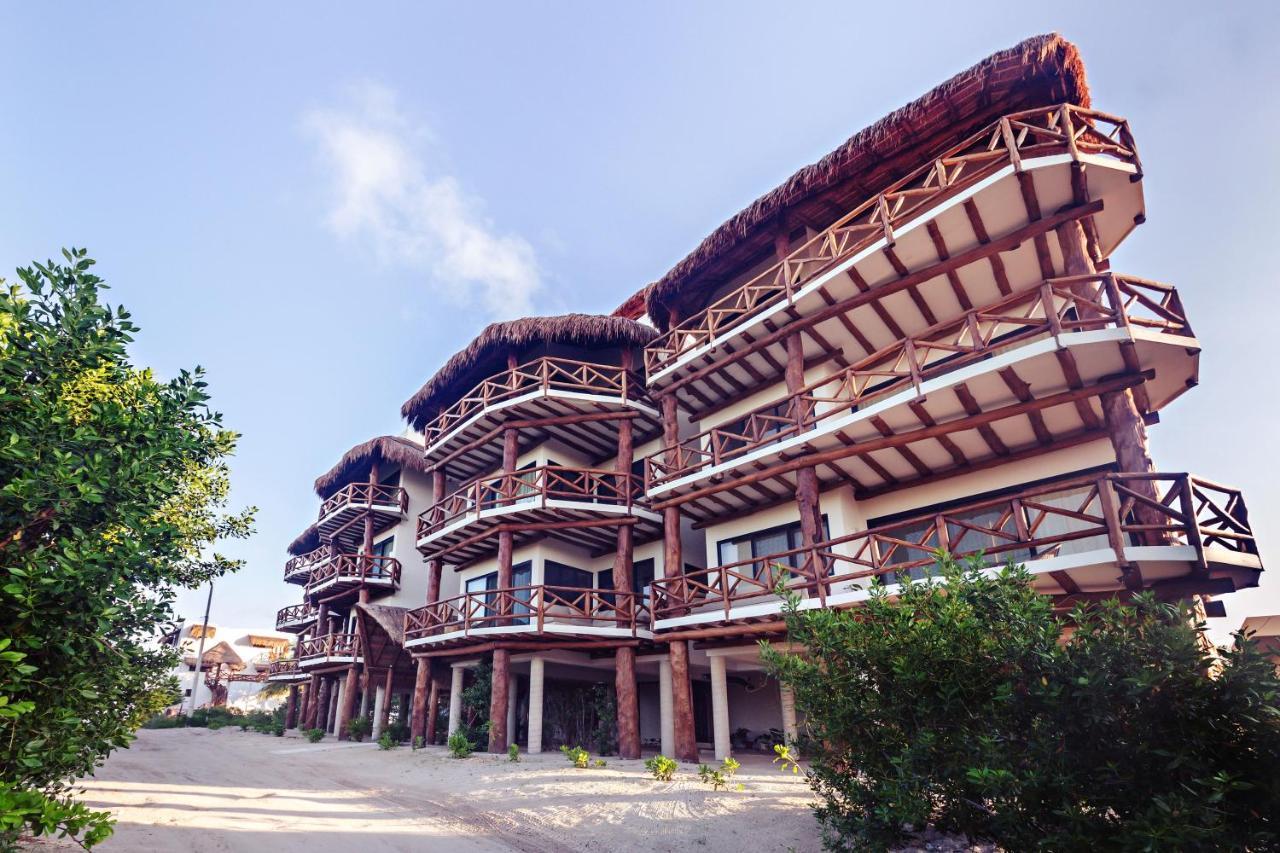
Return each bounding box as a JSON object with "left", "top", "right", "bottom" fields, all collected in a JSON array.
[
  {"left": 649, "top": 472, "right": 1262, "bottom": 631},
  {"left": 297, "top": 632, "right": 362, "bottom": 668},
  {"left": 644, "top": 274, "right": 1197, "bottom": 522},
  {"left": 265, "top": 659, "right": 308, "bottom": 683},
  {"left": 304, "top": 553, "right": 401, "bottom": 598},
  {"left": 644, "top": 105, "right": 1145, "bottom": 405},
  {"left": 283, "top": 544, "right": 334, "bottom": 585},
  {"left": 403, "top": 585, "right": 650, "bottom": 649},
  {"left": 275, "top": 603, "right": 318, "bottom": 633},
  {"left": 422, "top": 356, "right": 661, "bottom": 480},
  {"left": 416, "top": 465, "right": 663, "bottom": 563},
  {"left": 316, "top": 482, "right": 407, "bottom": 549}
]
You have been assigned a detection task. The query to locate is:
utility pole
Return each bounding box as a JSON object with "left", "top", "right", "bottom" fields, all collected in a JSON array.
[{"left": 185, "top": 582, "right": 214, "bottom": 716}]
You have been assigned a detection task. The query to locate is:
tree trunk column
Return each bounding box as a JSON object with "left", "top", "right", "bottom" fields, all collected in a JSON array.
[
  {"left": 658, "top": 656, "right": 675, "bottom": 757},
  {"left": 786, "top": 332, "right": 824, "bottom": 582},
  {"left": 660, "top": 392, "right": 699, "bottom": 763},
  {"left": 337, "top": 663, "right": 359, "bottom": 740},
  {"left": 314, "top": 676, "right": 332, "bottom": 733},
  {"left": 505, "top": 672, "right": 518, "bottom": 746},
  {"left": 709, "top": 655, "right": 731, "bottom": 761},
  {"left": 378, "top": 665, "right": 395, "bottom": 736},
  {"left": 488, "top": 421, "right": 519, "bottom": 753},
  {"left": 779, "top": 684, "right": 798, "bottom": 752},
  {"left": 411, "top": 658, "right": 430, "bottom": 745},
  {"left": 448, "top": 665, "right": 465, "bottom": 737},
  {"left": 425, "top": 678, "right": 441, "bottom": 745},
  {"left": 611, "top": 390, "right": 641, "bottom": 761},
  {"left": 284, "top": 685, "right": 299, "bottom": 730},
  {"left": 527, "top": 656, "right": 544, "bottom": 753}
]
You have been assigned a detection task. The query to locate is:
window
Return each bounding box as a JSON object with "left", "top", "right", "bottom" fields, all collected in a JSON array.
[
  {"left": 716, "top": 518, "right": 829, "bottom": 575},
  {"left": 464, "top": 563, "right": 532, "bottom": 624},
  {"left": 714, "top": 400, "right": 795, "bottom": 458},
  {"left": 371, "top": 537, "right": 394, "bottom": 559},
  {"left": 544, "top": 560, "right": 592, "bottom": 589},
  {"left": 599, "top": 558, "right": 656, "bottom": 607},
  {"left": 379, "top": 469, "right": 401, "bottom": 489},
  {"left": 184, "top": 689, "right": 191, "bottom": 697}
]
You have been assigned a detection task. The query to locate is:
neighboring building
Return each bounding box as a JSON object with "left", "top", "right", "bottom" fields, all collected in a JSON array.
[
  {"left": 1242, "top": 616, "right": 1280, "bottom": 671},
  {"left": 271, "top": 33, "right": 1265, "bottom": 760},
  {"left": 162, "top": 622, "right": 292, "bottom": 711}
]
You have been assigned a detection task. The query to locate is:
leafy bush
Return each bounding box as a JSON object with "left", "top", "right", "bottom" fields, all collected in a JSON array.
[
  {"left": 377, "top": 731, "right": 396, "bottom": 751},
  {"left": 141, "top": 714, "right": 186, "bottom": 730},
  {"left": 346, "top": 716, "right": 371, "bottom": 742},
  {"left": 560, "top": 744, "right": 590, "bottom": 768},
  {"left": 387, "top": 721, "right": 410, "bottom": 743},
  {"left": 206, "top": 720, "right": 225, "bottom": 731},
  {"left": 412, "top": 735, "right": 424, "bottom": 750},
  {"left": 507, "top": 743, "right": 519, "bottom": 762},
  {"left": 305, "top": 728, "right": 325, "bottom": 744},
  {"left": 762, "top": 552, "right": 1280, "bottom": 852},
  {"left": 592, "top": 758, "right": 607, "bottom": 768},
  {"left": 644, "top": 755, "right": 677, "bottom": 782},
  {"left": 0, "top": 251, "right": 254, "bottom": 848},
  {"left": 271, "top": 722, "right": 284, "bottom": 737},
  {"left": 447, "top": 732, "right": 474, "bottom": 759}
]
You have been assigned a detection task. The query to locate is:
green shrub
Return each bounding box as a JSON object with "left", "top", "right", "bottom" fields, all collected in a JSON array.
[
  {"left": 377, "top": 731, "right": 396, "bottom": 751},
  {"left": 644, "top": 754, "right": 677, "bottom": 782},
  {"left": 592, "top": 758, "right": 607, "bottom": 768},
  {"left": 346, "top": 716, "right": 372, "bottom": 742},
  {"left": 412, "top": 735, "right": 424, "bottom": 750},
  {"left": 141, "top": 714, "right": 186, "bottom": 730},
  {"left": 507, "top": 742, "right": 520, "bottom": 762},
  {"left": 305, "top": 728, "right": 325, "bottom": 744},
  {"left": 762, "top": 551, "right": 1280, "bottom": 852},
  {"left": 387, "top": 721, "right": 410, "bottom": 743},
  {"left": 447, "top": 732, "right": 474, "bottom": 759},
  {"left": 271, "top": 722, "right": 284, "bottom": 737},
  {"left": 206, "top": 720, "right": 225, "bottom": 731},
  {"left": 698, "top": 757, "right": 739, "bottom": 791},
  {"left": 559, "top": 744, "right": 590, "bottom": 768}
]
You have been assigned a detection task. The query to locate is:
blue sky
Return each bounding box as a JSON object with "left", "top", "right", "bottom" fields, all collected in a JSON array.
[{"left": 2, "top": 2, "right": 1278, "bottom": 640}]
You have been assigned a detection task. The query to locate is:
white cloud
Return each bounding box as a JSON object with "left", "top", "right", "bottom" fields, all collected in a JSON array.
[{"left": 304, "top": 83, "right": 541, "bottom": 319}]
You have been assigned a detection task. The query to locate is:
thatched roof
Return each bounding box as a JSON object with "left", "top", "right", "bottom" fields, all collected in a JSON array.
[
  {"left": 613, "top": 287, "right": 648, "bottom": 321},
  {"left": 645, "top": 33, "right": 1090, "bottom": 329},
  {"left": 184, "top": 641, "right": 244, "bottom": 670},
  {"left": 401, "top": 314, "right": 657, "bottom": 430},
  {"left": 287, "top": 522, "right": 319, "bottom": 556},
  {"left": 313, "top": 434, "right": 427, "bottom": 497},
  {"left": 355, "top": 602, "right": 408, "bottom": 647}
]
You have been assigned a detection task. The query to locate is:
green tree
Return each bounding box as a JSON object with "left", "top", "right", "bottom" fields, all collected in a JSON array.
[
  {"left": 762, "top": 552, "right": 1280, "bottom": 852},
  {"left": 0, "top": 250, "right": 254, "bottom": 849}
]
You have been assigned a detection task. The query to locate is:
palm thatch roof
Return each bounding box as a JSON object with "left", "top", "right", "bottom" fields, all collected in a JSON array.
[
  {"left": 613, "top": 287, "right": 649, "bottom": 321},
  {"left": 355, "top": 602, "right": 408, "bottom": 647},
  {"left": 313, "top": 434, "right": 427, "bottom": 497},
  {"left": 287, "top": 522, "right": 320, "bottom": 556},
  {"left": 183, "top": 641, "right": 244, "bottom": 670},
  {"left": 645, "top": 33, "right": 1090, "bottom": 329},
  {"left": 401, "top": 314, "right": 657, "bottom": 430}
]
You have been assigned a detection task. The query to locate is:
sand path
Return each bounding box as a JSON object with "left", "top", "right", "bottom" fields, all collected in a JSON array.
[{"left": 31, "top": 728, "right": 822, "bottom": 852}]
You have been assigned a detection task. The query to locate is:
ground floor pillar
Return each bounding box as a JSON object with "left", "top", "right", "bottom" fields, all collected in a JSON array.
[
  {"left": 779, "top": 684, "right": 798, "bottom": 752},
  {"left": 615, "top": 646, "right": 640, "bottom": 759},
  {"left": 505, "top": 672, "right": 518, "bottom": 747},
  {"left": 527, "top": 656, "right": 544, "bottom": 753},
  {"left": 330, "top": 678, "right": 344, "bottom": 735},
  {"left": 710, "top": 656, "right": 730, "bottom": 761},
  {"left": 669, "top": 641, "right": 699, "bottom": 762},
  {"left": 304, "top": 675, "right": 320, "bottom": 729},
  {"left": 372, "top": 685, "right": 386, "bottom": 739},
  {"left": 658, "top": 657, "right": 674, "bottom": 757},
  {"left": 315, "top": 676, "right": 332, "bottom": 733},
  {"left": 488, "top": 649, "right": 510, "bottom": 752},
  {"left": 411, "top": 658, "right": 430, "bottom": 745},
  {"left": 284, "top": 685, "right": 299, "bottom": 729},
  {"left": 448, "top": 664, "right": 465, "bottom": 737},
  {"left": 425, "top": 679, "right": 440, "bottom": 745},
  {"left": 378, "top": 666, "right": 395, "bottom": 737},
  {"left": 337, "top": 664, "right": 359, "bottom": 740},
  {"left": 359, "top": 672, "right": 372, "bottom": 719}
]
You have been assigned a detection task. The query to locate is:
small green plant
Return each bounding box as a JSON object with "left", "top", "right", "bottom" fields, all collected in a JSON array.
[
  {"left": 207, "top": 720, "right": 225, "bottom": 731},
  {"left": 377, "top": 731, "right": 396, "bottom": 750},
  {"left": 507, "top": 742, "right": 520, "bottom": 762},
  {"left": 305, "top": 728, "right": 325, "bottom": 743},
  {"left": 593, "top": 758, "right": 607, "bottom": 768},
  {"left": 346, "top": 716, "right": 372, "bottom": 742},
  {"left": 272, "top": 722, "right": 285, "bottom": 737},
  {"left": 645, "top": 754, "right": 677, "bottom": 782},
  {"left": 699, "top": 756, "right": 741, "bottom": 791},
  {"left": 772, "top": 743, "right": 800, "bottom": 775},
  {"left": 413, "top": 735, "right": 424, "bottom": 750},
  {"left": 447, "top": 731, "right": 474, "bottom": 759},
  {"left": 560, "top": 744, "right": 590, "bottom": 768}
]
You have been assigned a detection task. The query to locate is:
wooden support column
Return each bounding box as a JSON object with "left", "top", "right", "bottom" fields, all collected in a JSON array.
[
  {"left": 447, "top": 665, "right": 465, "bottom": 737},
  {"left": 411, "top": 657, "right": 430, "bottom": 745},
  {"left": 786, "top": 332, "right": 825, "bottom": 574},
  {"left": 427, "top": 468, "right": 446, "bottom": 606},
  {"left": 304, "top": 673, "right": 320, "bottom": 729},
  {"left": 314, "top": 676, "right": 331, "bottom": 733},
  {"left": 284, "top": 685, "right": 299, "bottom": 729},
  {"left": 425, "top": 677, "right": 440, "bottom": 745},
  {"left": 488, "top": 413, "right": 520, "bottom": 753},
  {"left": 661, "top": 392, "right": 699, "bottom": 763},
  {"left": 378, "top": 664, "right": 395, "bottom": 736},
  {"left": 612, "top": 369, "right": 641, "bottom": 760},
  {"left": 337, "top": 663, "right": 360, "bottom": 740}
]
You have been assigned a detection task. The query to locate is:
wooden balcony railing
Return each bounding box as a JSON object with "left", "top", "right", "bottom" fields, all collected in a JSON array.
[
  {"left": 645, "top": 275, "right": 1190, "bottom": 488},
  {"left": 317, "top": 482, "right": 408, "bottom": 521},
  {"left": 644, "top": 104, "right": 1141, "bottom": 379},
  {"left": 275, "top": 603, "right": 317, "bottom": 629},
  {"left": 283, "top": 544, "right": 334, "bottom": 581},
  {"left": 267, "top": 659, "right": 301, "bottom": 678},
  {"left": 404, "top": 584, "right": 648, "bottom": 642},
  {"left": 417, "top": 465, "right": 640, "bottom": 540},
  {"left": 297, "top": 632, "right": 361, "bottom": 660},
  {"left": 305, "top": 554, "right": 401, "bottom": 591},
  {"left": 423, "top": 356, "right": 647, "bottom": 449},
  {"left": 650, "top": 472, "right": 1256, "bottom": 622}
]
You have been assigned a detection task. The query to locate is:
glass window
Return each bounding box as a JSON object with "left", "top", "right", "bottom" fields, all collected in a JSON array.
[
  {"left": 371, "top": 537, "right": 394, "bottom": 558},
  {"left": 544, "top": 560, "right": 592, "bottom": 589},
  {"left": 716, "top": 519, "right": 828, "bottom": 576}
]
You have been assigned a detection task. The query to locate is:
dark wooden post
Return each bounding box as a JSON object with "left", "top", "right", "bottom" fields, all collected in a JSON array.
[
  {"left": 661, "top": 392, "right": 699, "bottom": 762},
  {"left": 284, "top": 685, "right": 299, "bottom": 729},
  {"left": 304, "top": 673, "right": 320, "bottom": 729},
  {"left": 488, "top": 365, "right": 520, "bottom": 753},
  {"left": 612, "top": 355, "right": 641, "bottom": 759},
  {"left": 315, "top": 676, "right": 332, "bottom": 733},
  {"left": 427, "top": 468, "right": 446, "bottom": 606},
  {"left": 411, "top": 657, "right": 430, "bottom": 745},
  {"left": 787, "top": 332, "right": 825, "bottom": 592},
  {"left": 337, "top": 662, "right": 360, "bottom": 740},
  {"left": 425, "top": 675, "right": 441, "bottom": 745}
]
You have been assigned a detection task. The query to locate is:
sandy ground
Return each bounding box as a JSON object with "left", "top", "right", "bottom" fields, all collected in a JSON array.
[{"left": 28, "top": 728, "right": 823, "bottom": 852}]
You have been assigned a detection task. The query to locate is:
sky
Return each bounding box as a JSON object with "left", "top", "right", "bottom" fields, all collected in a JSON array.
[{"left": 2, "top": 2, "right": 1278, "bottom": 642}]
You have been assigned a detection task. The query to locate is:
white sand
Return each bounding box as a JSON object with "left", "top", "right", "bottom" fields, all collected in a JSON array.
[{"left": 29, "top": 728, "right": 823, "bottom": 852}]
